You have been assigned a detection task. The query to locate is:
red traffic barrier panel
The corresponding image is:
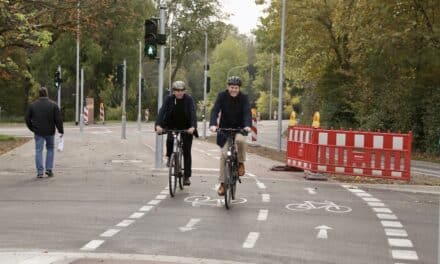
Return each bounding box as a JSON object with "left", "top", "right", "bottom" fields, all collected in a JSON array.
[{"left": 286, "top": 126, "right": 412, "bottom": 181}]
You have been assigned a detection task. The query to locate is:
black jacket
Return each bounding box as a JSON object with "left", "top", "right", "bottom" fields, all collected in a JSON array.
[
  {"left": 155, "top": 94, "right": 198, "bottom": 137},
  {"left": 209, "top": 90, "right": 252, "bottom": 147},
  {"left": 25, "top": 97, "right": 64, "bottom": 136}
]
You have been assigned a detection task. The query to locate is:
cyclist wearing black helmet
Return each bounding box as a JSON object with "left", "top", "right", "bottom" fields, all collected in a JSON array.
[
  {"left": 155, "top": 81, "right": 198, "bottom": 186},
  {"left": 209, "top": 76, "right": 252, "bottom": 196}
]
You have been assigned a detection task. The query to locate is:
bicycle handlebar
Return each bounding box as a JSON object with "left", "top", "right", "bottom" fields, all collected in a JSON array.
[{"left": 216, "top": 128, "right": 248, "bottom": 136}]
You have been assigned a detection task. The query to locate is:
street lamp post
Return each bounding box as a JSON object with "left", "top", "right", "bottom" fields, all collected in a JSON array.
[
  {"left": 277, "top": 0, "right": 286, "bottom": 151},
  {"left": 75, "top": 0, "right": 80, "bottom": 125}
]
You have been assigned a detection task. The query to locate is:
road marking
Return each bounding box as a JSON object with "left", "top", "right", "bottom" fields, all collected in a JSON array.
[
  {"left": 144, "top": 143, "right": 155, "bottom": 152},
  {"left": 385, "top": 228, "right": 408, "bottom": 237},
  {"left": 129, "top": 212, "right": 145, "bottom": 219},
  {"left": 355, "top": 192, "right": 372, "bottom": 197},
  {"left": 148, "top": 199, "right": 161, "bottom": 205},
  {"left": 305, "top": 187, "right": 316, "bottom": 195},
  {"left": 348, "top": 189, "right": 365, "bottom": 193},
  {"left": 160, "top": 190, "right": 169, "bottom": 194},
  {"left": 377, "top": 213, "right": 397, "bottom": 220},
  {"left": 80, "top": 240, "right": 105, "bottom": 251},
  {"left": 179, "top": 218, "right": 201, "bottom": 232},
  {"left": 262, "top": 194, "right": 270, "bottom": 202},
  {"left": 373, "top": 207, "right": 392, "bottom": 213},
  {"left": 155, "top": 194, "right": 167, "bottom": 200},
  {"left": 256, "top": 181, "right": 266, "bottom": 189},
  {"left": 257, "top": 209, "right": 268, "bottom": 221},
  {"left": 139, "top": 205, "right": 154, "bottom": 212},
  {"left": 116, "top": 219, "right": 135, "bottom": 227},
  {"left": 381, "top": 221, "right": 403, "bottom": 228},
  {"left": 388, "top": 238, "right": 413, "bottom": 247},
  {"left": 391, "top": 250, "right": 419, "bottom": 260},
  {"left": 368, "top": 202, "right": 386, "bottom": 207},
  {"left": 192, "top": 168, "right": 220, "bottom": 172},
  {"left": 242, "top": 232, "right": 259, "bottom": 248},
  {"left": 100, "top": 229, "right": 120, "bottom": 238},
  {"left": 362, "top": 197, "right": 381, "bottom": 202},
  {"left": 111, "top": 159, "right": 142, "bottom": 163},
  {"left": 315, "top": 225, "right": 332, "bottom": 239}
]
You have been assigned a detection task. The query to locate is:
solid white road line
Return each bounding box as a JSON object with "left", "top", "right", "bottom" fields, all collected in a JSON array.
[
  {"left": 139, "top": 205, "right": 154, "bottom": 212},
  {"left": 391, "top": 250, "right": 419, "bottom": 260},
  {"left": 148, "top": 199, "right": 161, "bottom": 205},
  {"left": 262, "top": 194, "right": 270, "bottom": 202},
  {"left": 257, "top": 209, "right": 268, "bottom": 221},
  {"left": 129, "top": 212, "right": 145, "bottom": 219},
  {"left": 385, "top": 228, "right": 408, "bottom": 237},
  {"left": 381, "top": 221, "right": 403, "bottom": 228},
  {"left": 388, "top": 238, "right": 413, "bottom": 247},
  {"left": 377, "top": 213, "right": 398, "bottom": 220},
  {"left": 242, "top": 232, "right": 260, "bottom": 248},
  {"left": 100, "top": 229, "right": 120, "bottom": 238},
  {"left": 116, "top": 219, "right": 135, "bottom": 227},
  {"left": 373, "top": 207, "right": 392, "bottom": 213},
  {"left": 81, "top": 240, "right": 105, "bottom": 251}
]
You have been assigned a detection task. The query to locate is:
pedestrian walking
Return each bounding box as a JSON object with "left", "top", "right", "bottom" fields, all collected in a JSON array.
[{"left": 25, "top": 87, "right": 64, "bottom": 178}]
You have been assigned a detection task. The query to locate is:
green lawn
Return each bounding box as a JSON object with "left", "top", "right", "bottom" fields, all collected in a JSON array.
[{"left": 0, "top": 134, "right": 15, "bottom": 141}]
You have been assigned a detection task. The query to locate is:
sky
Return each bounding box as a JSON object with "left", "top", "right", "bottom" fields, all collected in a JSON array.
[{"left": 220, "top": 0, "right": 270, "bottom": 35}]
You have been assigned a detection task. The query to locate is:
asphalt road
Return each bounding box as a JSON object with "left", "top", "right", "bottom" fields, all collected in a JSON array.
[{"left": 0, "top": 123, "right": 438, "bottom": 264}]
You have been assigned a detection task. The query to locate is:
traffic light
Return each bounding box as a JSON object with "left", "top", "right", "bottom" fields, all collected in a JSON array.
[
  {"left": 54, "top": 70, "right": 61, "bottom": 88},
  {"left": 116, "top": 64, "right": 124, "bottom": 86},
  {"left": 144, "top": 19, "right": 158, "bottom": 59},
  {"left": 206, "top": 76, "right": 211, "bottom": 93}
]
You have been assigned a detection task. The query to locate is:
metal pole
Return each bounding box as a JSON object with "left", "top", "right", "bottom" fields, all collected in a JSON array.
[
  {"left": 277, "top": 0, "right": 286, "bottom": 151},
  {"left": 226, "top": 64, "right": 248, "bottom": 81},
  {"left": 138, "top": 41, "right": 142, "bottom": 132},
  {"left": 269, "top": 53, "right": 273, "bottom": 121},
  {"left": 57, "top": 65, "right": 61, "bottom": 107},
  {"left": 155, "top": 4, "right": 166, "bottom": 168},
  {"left": 122, "top": 59, "right": 127, "bottom": 139},
  {"left": 203, "top": 32, "right": 208, "bottom": 139},
  {"left": 80, "top": 68, "right": 84, "bottom": 134},
  {"left": 169, "top": 21, "right": 172, "bottom": 92},
  {"left": 75, "top": 0, "right": 80, "bottom": 125}
]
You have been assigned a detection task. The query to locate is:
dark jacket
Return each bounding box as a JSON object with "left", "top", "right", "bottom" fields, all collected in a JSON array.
[
  {"left": 25, "top": 97, "right": 64, "bottom": 136},
  {"left": 209, "top": 90, "right": 252, "bottom": 147},
  {"left": 155, "top": 93, "right": 198, "bottom": 137}
]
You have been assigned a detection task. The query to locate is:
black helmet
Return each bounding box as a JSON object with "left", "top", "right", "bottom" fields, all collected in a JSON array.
[
  {"left": 172, "top": 80, "right": 186, "bottom": 90},
  {"left": 227, "top": 76, "right": 242, "bottom": 86}
]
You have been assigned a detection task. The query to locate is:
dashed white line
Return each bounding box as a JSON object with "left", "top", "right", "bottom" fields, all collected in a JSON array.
[
  {"left": 373, "top": 207, "right": 392, "bottom": 213},
  {"left": 155, "top": 194, "right": 167, "bottom": 200},
  {"left": 377, "top": 213, "right": 397, "bottom": 220},
  {"left": 148, "top": 199, "right": 161, "bottom": 205},
  {"left": 129, "top": 212, "right": 145, "bottom": 219},
  {"left": 100, "top": 229, "right": 120, "bottom": 238},
  {"left": 80, "top": 240, "right": 105, "bottom": 251},
  {"left": 160, "top": 190, "right": 169, "bottom": 195},
  {"left": 362, "top": 197, "right": 381, "bottom": 202},
  {"left": 262, "top": 194, "right": 270, "bottom": 202},
  {"left": 242, "top": 232, "right": 260, "bottom": 248},
  {"left": 385, "top": 228, "right": 408, "bottom": 237},
  {"left": 388, "top": 238, "right": 413, "bottom": 247},
  {"left": 391, "top": 250, "right": 419, "bottom": 260},
  {"left": 348, "top": 189, "right": 365, "bottom": 193},
  {"left": 381, "top": 221, "right": 403, "bottom": 228},
  {"left": 368, "top": 202, "right": 386, "bottom": 207},
  {"left": 355, "top": 192, "right": 372, "bottom": 197},
  {"left": 257, "top": 209, "right": 268, "bottom": 221},
  {"left": 257, "top": 181, "right": 266, "bottom": 189},
  {"left": 116, "top": 219, "right": 135, "bottom": 227},
  {"left": 139, "top": 205, "right": 154, "bottom": 212}
]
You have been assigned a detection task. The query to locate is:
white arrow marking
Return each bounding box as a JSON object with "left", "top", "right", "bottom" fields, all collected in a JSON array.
[
  {"left": 305, "top": 187, "right": 316, "bottom": 195},
  {"left": 192, "top": 198, "right": 200, "bottom": 207},
  {"left": 179, "top": 218, "right": 201, "bottom": 232},
  {"left": 315, "top": 225, "right": 332, "bottom": 239}
]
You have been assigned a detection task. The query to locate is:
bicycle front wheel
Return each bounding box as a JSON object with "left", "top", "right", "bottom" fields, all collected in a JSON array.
[
  {"left": 224, "top": 162, "right": 233, "bottom": 209},
  {"left": 168, "top": 153, "right": 177, "bottom": 197}
]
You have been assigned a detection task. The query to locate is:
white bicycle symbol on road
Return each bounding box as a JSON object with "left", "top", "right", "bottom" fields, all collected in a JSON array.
[
  {"left": 286, "top": 200, "right": 352, "bottom": 213},
  {"left": 185, "top": 195, "right": 247, "bottom": 207}
]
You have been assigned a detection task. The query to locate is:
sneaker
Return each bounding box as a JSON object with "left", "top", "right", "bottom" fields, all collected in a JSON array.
[
  {"left": 37, "top": 174, "right": 43, "bottom": 179},
  {"left": 45, "top": 170, "right": 54, "bottom": 177},
  {"left": 238, "top": 163, "right": 245, "bottom": 176},
  {"left": 183, "top": 176, "right": 191, "bottom": 186},
  {"left": 217, "top": 183, "right": 225, "bottom": 196}
]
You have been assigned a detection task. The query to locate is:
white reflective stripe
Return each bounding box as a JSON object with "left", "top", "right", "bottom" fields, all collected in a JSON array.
[
  {"left": 355, "top": 134, "right": 364, "bottom": 148},
  {"left": 373, "top": 135, "right": 383, "bottom": 149},
  {"left": 372, "top": 170, "right": 382, "bottom": 176},
  {"left": 319, "top": 132, "right": 328, "bottom": 145},
  {"left": 391, "top": 171, "right": 402, "bottom": 177},
  {"left": 299, "top": 130, "right": 304, "bottom": 143},
  {"left": 393, "top": 137, "right": 404, "bottom": 150},
  {"left": 335, "top": 167, "right": 345, "bottom": 173},
  {"left": 305, "top": 131, "right": 311, "bottom": 143},
  {"left": 353, "top": 168, "right": 363, "bottom": 174},
  {"left": 317, "top": 165, "right": 327, "bottom": 171},
  {"left": 336, "top": 133, "right": 346, "bottom": 146},
  {"left": 289, "top": 129, "right": 293, "bottom": 141}
]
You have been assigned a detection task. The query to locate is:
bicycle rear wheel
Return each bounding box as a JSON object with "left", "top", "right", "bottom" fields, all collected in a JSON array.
[
  {"left": 168, "top": 153, "right": 177, "bottom": 197},
  {"left": 178, "top": 151, "right": 184, "bottom": 190},
  {"left": 224, "top": 162, "right": 233, "bottom": 209}
]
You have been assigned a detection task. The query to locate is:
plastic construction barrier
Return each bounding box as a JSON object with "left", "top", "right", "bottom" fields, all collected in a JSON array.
[{"left": 286, "top": 126, "right": 412, "bottom": 181}]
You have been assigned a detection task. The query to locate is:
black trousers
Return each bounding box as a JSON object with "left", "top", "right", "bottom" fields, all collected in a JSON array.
[{"left": 166, "top": 132, "right": 193, "bottom": 178}]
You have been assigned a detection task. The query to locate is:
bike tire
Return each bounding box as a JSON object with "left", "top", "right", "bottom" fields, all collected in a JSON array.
[
  {"left": 168, "top": 153, "right": 177, "bottom": 197},
  {"left": 178, "top": 150, "right": 184, "bottom": 190},
  {"left": 224, "top": 162, "right": 232, "bottom": 209}
]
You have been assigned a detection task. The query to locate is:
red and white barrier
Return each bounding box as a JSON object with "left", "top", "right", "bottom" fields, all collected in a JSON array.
[
  {"left": 251, "top": 116, "right": 257, "bottom": 142},
  {"left": 99, "top": 103, "right": 105, "bottom": 123},
  {"left": 286, "top": 126, "right": 412, "bottom": 181},
  {"left": 83, "top": 106, "right": 89, "bottom": 125}
]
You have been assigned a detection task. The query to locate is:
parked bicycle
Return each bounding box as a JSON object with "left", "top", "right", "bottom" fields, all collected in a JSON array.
[
  {"left": 217, "top": 128, "right": 248, "bottom": 209},
  {"left": 164, "top": 129, "right": 187, "bottom": 197}
]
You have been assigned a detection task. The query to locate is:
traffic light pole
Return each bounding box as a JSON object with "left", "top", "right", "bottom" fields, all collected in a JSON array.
[
  {"left": 57, "top": 65, "right": 61, "bottom": 108},
  {"left": 138, "top": 41, "right": 142, "bottom": 132},
  {"left": 122, "top": 59, "right": 127, "bottom": 139},
  {"left": 203, "top": 32, "right": 208, "bottom": 139},
  {"left": 80, "top": 68, "right": 84, "bottom": 134},
  {"left": 155, "top": 4, "right": 166, "bottom": 169}
]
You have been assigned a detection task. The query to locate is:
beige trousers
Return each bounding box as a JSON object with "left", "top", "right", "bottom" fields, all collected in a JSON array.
[{"left": 218, "top": 134, "right": 247, "bottom": 183}]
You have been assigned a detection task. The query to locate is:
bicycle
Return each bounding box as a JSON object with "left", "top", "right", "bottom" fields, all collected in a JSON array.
[
  {"left": 217, "top": 128, "right": 248, "bottom": 209},
  {"left": 164, "top": 129, "right": 187, "bottom": 197}
]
